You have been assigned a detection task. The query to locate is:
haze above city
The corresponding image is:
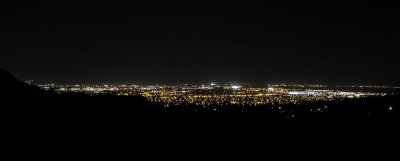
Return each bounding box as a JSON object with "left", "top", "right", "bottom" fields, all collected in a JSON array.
[{"left": 1, "top": 1, "right": 399, "bottom": 85}]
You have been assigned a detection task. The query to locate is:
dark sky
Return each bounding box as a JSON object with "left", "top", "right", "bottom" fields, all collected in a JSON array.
[{"left": 1, "top": 1, "right": 399, "bottom": 85}]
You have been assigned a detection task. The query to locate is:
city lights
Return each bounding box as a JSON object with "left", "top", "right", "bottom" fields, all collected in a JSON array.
[{"left": 36, "top": 83, "right": 392, "bottom": 108}]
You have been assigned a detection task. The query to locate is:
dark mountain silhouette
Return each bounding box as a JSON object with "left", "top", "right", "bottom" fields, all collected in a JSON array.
[
  {"left": 0, "top": 69, "right": 52, "bottom": 97},
  {"left": 0, "top": 69, "right": 168, "bottom": 128}
]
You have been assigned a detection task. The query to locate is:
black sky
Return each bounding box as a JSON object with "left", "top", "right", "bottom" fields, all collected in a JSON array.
[{"left": 1, "top": 1, "right": 399, "bottom": 85}]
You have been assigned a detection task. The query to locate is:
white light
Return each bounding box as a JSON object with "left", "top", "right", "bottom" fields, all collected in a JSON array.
[{"left": 231, "top": 85, "right": 240, "bottom": 89}]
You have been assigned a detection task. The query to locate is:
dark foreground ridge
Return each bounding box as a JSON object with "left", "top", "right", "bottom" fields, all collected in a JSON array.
[{"left": 1, "top": 69, "right": 399, "bottom": 125}]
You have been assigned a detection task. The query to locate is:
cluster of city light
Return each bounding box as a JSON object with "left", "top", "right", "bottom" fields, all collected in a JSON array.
[
  {"left": 141, "top": 86, "right": 385, "bottom": 107},
  {"left": 37, "top": 84, "right": 141, "bottom": 95},
  {"left": 36, "top": 83, "right": 391, "bottom": 107}
]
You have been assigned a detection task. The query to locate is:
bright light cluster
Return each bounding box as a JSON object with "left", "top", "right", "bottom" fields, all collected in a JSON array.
[{"left": 36, "top": 83, "right": 391, "bottom": 107}]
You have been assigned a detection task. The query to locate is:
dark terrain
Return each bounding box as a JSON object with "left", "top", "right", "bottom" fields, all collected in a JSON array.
[
  {"left": 2, "top": 68, "right": 399, "bottom": 155},
  {"left": 1, "top": 69, "right": 399, "bottom": 126}
]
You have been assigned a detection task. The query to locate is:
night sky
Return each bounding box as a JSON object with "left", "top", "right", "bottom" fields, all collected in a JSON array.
[{"left": 1, "top": 1, "right": 399, "bottom": 85}]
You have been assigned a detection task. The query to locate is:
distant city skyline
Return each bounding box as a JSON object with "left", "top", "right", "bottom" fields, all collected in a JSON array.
[{"left": 29, "top": 81, "right": 400, "bottom": 87}]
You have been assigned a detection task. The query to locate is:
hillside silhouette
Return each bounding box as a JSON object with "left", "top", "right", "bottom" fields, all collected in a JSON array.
[
  {"left": 1, "top": 69, "right": 171, "bottom": 128},
  {"left": 0, "top": 69, "right": 52, "bottom": 97}
]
